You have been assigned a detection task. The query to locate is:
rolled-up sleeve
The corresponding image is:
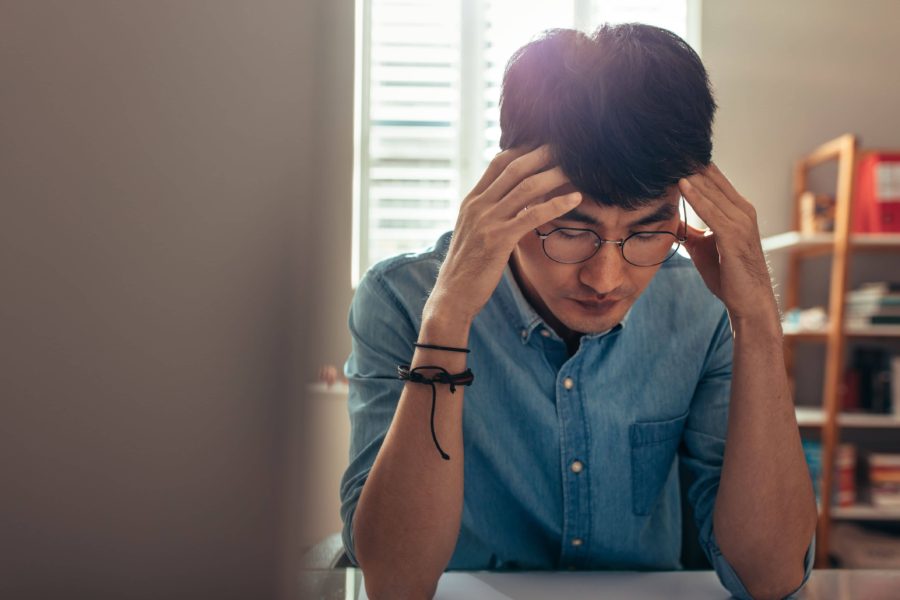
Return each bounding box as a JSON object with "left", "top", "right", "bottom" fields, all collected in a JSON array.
[
  {"left": 338, "top": 270, "right": 417, "bottom": 566},
  {"left": 706, "top": 529, "right": 815, "bottom": 600},
  {"left": 679, "top": 309, "right": 814, "bottom": 599}
]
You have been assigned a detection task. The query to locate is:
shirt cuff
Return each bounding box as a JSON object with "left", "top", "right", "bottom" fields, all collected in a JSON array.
[
  {"left": 341, "top": 508, "right": 361, "bottom": 567},
  {"left": 706, "top": 529, "right": 815, "bottom": 600}
]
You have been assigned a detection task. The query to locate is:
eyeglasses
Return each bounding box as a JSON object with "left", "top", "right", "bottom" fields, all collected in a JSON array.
[{"left": 534, "top": 197, "right": 687, "bottom": 267}]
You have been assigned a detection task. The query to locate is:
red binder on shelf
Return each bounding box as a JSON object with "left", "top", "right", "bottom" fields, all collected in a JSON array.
[{"left": 852, "top": 152, "right": 900, "bottom": 233}]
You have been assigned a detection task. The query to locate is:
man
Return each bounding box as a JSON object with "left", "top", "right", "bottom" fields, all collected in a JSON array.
[{"left": 340, "top": 24, "right": 817, "bottom": 600}]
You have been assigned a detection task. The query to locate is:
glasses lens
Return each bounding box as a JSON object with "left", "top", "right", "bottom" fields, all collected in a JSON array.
[
  {"left": 622, "top": 232, "right": 680, "bottom": 266},
  {"left": 543, "top": 229, "right": 600, "bottom": 264}
]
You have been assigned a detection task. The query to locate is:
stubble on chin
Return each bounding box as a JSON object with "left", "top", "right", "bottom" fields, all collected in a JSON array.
[{"left": 558, "top": 301, "right": 631, "bottom": 336}]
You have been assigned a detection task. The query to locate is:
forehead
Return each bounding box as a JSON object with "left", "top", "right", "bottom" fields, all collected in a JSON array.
[{"left": 551, "top": 184, "right": 681, "bottom": 226}]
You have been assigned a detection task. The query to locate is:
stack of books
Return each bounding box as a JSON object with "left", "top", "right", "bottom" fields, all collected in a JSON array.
[
  {"left": 803, "top": 440, "right": 857, "bottom": 507},
  {"left": 869, "top": 453, "right": 900, "bottom": 508},
  {"left": 845, "top": 282, "right": 900, "bottom": 327},
  {"left": 840, "top": 346, "right": 900, "bottom": 415}
]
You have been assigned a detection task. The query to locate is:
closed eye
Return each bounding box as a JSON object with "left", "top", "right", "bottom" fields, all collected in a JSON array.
[
  {"left": 630, "top": 229, "right": 667, "bottom": 238},
  {"left": 555, "top": 229, "right": 594, "bottom": 240}
]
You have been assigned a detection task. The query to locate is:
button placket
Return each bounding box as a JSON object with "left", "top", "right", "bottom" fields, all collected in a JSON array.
[{"left": 558, "top": 368, "right": 590, "bottom": 568}]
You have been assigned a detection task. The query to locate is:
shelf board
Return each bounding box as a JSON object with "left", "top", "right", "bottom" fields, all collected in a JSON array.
[
  {"left": 783, "top": 324, "right": 900, "bottom": 339},
  {"left": 795, "top": 407, "right": 900, "bottom": 428},
  {"left": 306, "top": 381, "right": 350, "bottom": 397},
  {"left": 831, "top": 504, "right": 900, "bottom": 521},
  {"left": 761, "top": 231, "right": 900, "bottom": 253}
]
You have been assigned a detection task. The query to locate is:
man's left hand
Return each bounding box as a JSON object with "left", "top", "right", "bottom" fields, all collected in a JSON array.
[{"left": 677, "top": 163, "right": 779, "bottom": 325}]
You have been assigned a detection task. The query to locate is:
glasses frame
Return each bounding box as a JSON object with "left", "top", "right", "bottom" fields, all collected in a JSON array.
[{"left": 534, "top": 196, "right": 688, "bottom": 267}]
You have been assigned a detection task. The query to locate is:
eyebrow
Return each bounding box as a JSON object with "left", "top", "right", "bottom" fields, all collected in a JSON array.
[{"left": 556, "top": 201, "right": 677, "bottom": 229}]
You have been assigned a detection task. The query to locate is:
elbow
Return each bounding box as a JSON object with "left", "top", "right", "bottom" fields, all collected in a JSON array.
[
  {"left": 357, "top": 550, "right": 442, "bottom": 600},
  {"left": 354, "top": 524, "right": 442, "bottom": 600},
  {"left": 743, "top": 575, "right": 805, "bottom": 600},
  {"left": 361, "top": 572, "right": 439, "bottom": 600}
]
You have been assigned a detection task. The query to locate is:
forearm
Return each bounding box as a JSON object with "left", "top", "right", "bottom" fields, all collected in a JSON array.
[
  {"left": 713, "top": 315, "right": 817, "bottom": 599},
  {"left": 353, "top": 313, "right": 471, "bottom": 599}
]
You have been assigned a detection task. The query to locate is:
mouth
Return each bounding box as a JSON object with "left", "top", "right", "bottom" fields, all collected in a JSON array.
[{"left": 570, "top": 297, "right": 620, "bottom": 313}]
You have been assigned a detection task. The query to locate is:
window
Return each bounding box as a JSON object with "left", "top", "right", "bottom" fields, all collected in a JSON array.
[{"left": 353, "top": 0, "right": 699, "bottom": 284}]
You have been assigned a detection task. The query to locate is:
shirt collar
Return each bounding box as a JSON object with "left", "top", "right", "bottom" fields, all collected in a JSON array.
[{"left": 500, "top": 264, "right": 631, "bottom": 345}]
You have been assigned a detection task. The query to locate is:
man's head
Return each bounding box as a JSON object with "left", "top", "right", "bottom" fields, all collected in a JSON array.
[
  {"left": 499, "top": 24, "right": 716, "bottom": 338},
  {"left": 499, "top": 23, "right": 716, "bottom": 206}
]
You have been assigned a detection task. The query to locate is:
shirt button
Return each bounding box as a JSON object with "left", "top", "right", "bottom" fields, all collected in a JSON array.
[
  {"left": 520, "top": 329, "right": 528, "bottom": 340},
  {"left": 570, "top": 460, "right": 584, "bottom": 473},
  {"left": 571, "top": 538, "right": 583, "bottom": 547},
  {"left": 540, "top": 329, "right": 551, "bottom": 338},
  {"left": 563, "top": 377, "right": 574, "bottom": 390}
]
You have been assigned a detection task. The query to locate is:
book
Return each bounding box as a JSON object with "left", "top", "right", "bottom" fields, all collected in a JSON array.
[
  {"left": 850, "top": 347, "right": 893, "bottom": 414},
  {"left": 803, "top": 441, "right": 856, "bottom": 507},
  {"left": 835, "top": 444, "right": 857, "bottom": 507},
  {"left": 847, "top": 281, "right": 900, "bottom": 296},
  {"left": 845, "top": 283, "right": 900, "bottom": 325},
  {"left": 840, "top": 368, "right": 860, "bottom": 412},
  {"left": 869, "top": 453, "right": 900, "bottom": 508},
  {"left": 892, "top": 356, "right": 900, "bottom": 419}
]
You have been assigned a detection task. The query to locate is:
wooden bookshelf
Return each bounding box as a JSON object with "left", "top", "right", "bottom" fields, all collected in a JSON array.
[
  {"left": 831, "top": 504, "right": 900, "bottom": 521},
  {"left": 783, "top": 325, "right": 900, "bottom": 340},
  {"left": 761, "top": 134, "right": 900, "bottom": 566},
  {"left": 762, "top": 231, "right": 900, "bottom": 254},
  {"left": 795, "top": 407, "right": 900, "bottom": 429}
]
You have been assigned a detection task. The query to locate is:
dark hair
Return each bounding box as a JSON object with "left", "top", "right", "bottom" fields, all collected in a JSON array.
[{"left": 498, "top": 24, "right": 716, "bottom": 209}]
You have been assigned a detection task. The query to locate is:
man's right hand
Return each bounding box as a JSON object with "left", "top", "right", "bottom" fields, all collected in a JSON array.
[{"left": 422, "top": 144, "right": 582, "bottom": 326}]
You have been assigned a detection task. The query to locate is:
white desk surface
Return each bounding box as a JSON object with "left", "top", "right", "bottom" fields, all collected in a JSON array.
[{"left": 350, "top": 568, "right": 900, "bottom": 599}]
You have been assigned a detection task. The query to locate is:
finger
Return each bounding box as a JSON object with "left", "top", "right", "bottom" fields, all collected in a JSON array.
[
  {"left": 510, "top": 191, "right": 583, "bottom": 236},
  {"left": 477, "top": 144, "right": 554, "bottom": 206},
  {"left": 679, "top": 176, "right": 734, "bottom": 231},
  {"left": 707, "top": 162, "right": 757, "bottom": 219},
  {"left": 490, "top": 166, "right": 572, "bottom": 219},
  {"left": 470, "top": 147, "right": 532, "bottom": 197},
  {"left": 684, "top": 172, "right": 745, "bottom": 221}
]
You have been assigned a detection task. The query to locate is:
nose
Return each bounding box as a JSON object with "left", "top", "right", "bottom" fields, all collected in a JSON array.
[{"left": 577, "top": 240, "right": 627, "bottom": 296}]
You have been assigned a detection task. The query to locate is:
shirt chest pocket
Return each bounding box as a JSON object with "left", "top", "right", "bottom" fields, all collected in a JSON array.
[{"left": 629, "top": 411, "right": 689, "bottom": 516}]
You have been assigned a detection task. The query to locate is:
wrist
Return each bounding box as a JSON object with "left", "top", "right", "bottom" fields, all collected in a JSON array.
[
  {"left": 412, "top": 315, "right": 472, "bottom": 374},
  {"left": 727, "top": 293, "right": 780, "bottom": 332},
  {"left": 422, "top": 295, "right": 475, "bottom": 332},
  {"left": 419, "top": 314, "right": 473, "bottom": 348},
  {"left": 729, "top": 311, "right": 783, "bottom": 342}
]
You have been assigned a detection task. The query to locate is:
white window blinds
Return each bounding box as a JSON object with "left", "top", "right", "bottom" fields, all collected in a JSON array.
[{"left": 354, "top": 0, "right": 695, "bottom": 284}]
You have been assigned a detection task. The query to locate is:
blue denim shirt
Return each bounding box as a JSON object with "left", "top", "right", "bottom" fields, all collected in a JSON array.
[{"left": 340, "top": 231, "right": 814, "bottom": 599}]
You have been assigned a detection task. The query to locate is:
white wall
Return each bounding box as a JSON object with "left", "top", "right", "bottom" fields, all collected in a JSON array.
[{"left": 703, "top": 0, "right": 900, "bottom": 238}]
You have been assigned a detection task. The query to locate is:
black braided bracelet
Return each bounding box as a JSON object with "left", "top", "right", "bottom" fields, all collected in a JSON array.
[
  {"left": 413, "top": 342, "right": 471, "bottom": 354},
  {"left": 397, "top": 364, "right": 475, "bottom": 460}
]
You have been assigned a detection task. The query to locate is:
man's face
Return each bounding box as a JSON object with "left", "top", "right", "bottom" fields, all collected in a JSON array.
[{"left": 511, "top": 184, "right": 683, "bottom": 338}]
